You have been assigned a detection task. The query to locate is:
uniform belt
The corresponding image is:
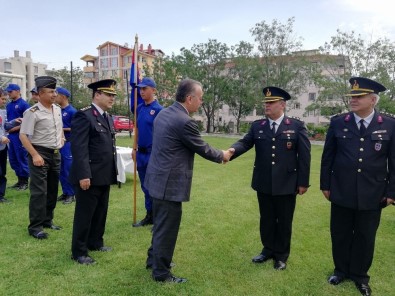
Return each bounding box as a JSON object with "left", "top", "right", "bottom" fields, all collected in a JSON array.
[
  {"left": 138, "top": 147, "right": 152, "bottom": 154},
  {"left": 33, "top": 145, "right": 59, "bottom": 154}
]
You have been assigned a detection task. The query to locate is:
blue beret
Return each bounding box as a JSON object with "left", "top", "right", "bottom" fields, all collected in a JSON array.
[
  {"left": 56, "top": 87, "right": 71, "bottom": 98},
  {"left": 5, "top": 84, "right": 20, "bottom": 92}
]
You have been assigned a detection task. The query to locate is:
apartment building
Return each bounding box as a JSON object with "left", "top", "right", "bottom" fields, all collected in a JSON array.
[{"left": 0, "top": 50, "right": 47, "bottom": 98}]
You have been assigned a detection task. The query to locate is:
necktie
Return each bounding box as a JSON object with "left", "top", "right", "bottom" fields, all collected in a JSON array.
[
  {"left": 359, "top": 119, "right": 366, "bottom": 136},
  {"left": 272, "top": 122, "right": 277, "bottom": 135}
]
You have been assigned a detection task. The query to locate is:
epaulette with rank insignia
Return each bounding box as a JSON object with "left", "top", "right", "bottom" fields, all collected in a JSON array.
[
  {"left": 380, "top": 111, "right": 395, "bottom": 119},
  {"left": 330, "top": 112, "right": 348, "bottom": 119},
  {"left": 80, "top": 105, "right": 92, "bottom": 111},
  {"left": 288, "top": 116, "right": 303, "bottom": 122},
  {"left": 29, "top": 106, "right": 39, "bottom": 112}
]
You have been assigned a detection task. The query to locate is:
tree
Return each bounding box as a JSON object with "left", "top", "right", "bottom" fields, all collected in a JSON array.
[
  {"left": 48, "top": 67, "right": 91, "bottom": 109},
  {"left": 250, "top": 17, "right": 310, "bottom": 99},
  {"left": 310, "top": 29, "right": 395, "bottom": 116},
  {"left": 174, "top": 39, "right": 231, "bottom": 133},
  {"left": 226, "top": 41, "right": 261, "bottom": 133}
]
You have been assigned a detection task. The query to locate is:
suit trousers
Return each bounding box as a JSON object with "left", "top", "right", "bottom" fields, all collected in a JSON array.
[
  {"left": 147, "top": 198, "right": 182, "bottom": 280},
  {"left": 330, "top": 203, "right": 381, "bottom": 284},
  {"left": 257, "top": 192, "right": 296, "bottom": 262},
  {"left": 27, "top": 150, "right": 60, "bottom": 234},
  {"left": 71, "top": 185, "right": 110, "bottom": 257}
]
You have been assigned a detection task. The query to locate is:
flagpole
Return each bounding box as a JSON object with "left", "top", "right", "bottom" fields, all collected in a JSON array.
[{"left": 132, "top": 34, "right": 139, "bottom": 224}]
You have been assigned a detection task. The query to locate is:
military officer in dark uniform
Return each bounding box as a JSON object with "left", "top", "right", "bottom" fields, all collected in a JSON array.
[
  {"left": 320, "top": 77, "right": 395, "bottom": 296},
  {"left": 70, "top": 79, "right": 118, "bottom": 265},
  {"left": 19, "top": 76, "right": 64, "bottom": 239},
  {"left": 230, "top": 86, "right": 311, "bottom": 270}
]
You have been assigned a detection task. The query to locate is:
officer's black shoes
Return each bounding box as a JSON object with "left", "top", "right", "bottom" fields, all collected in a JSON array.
[
  {"left": 252, "top": 253, "right": 272, "bottom": 263},
  {"left": 43, "top": 224, "right": 62, "bottom": 230},
  {"left": 72, "top": 255, "right": 96, "bottom": 265},
  {"left": 355, "top": 283, "right": 372, "bottom": 296},
  {"left": 30, "top": 231, "right": 48, "bottom": 239},
  {"left": 273, "top": 260, "right": 287, "bottom": 270},
  {"left": 62, "top": 195, "right": 75, "bottom": 204},
  {"left": 154, "top": 274, "right": 187, "bottom": 284},
  {"left": 328, "top": 274, "right": 345, "bottom": 285},
  {"left": 133, "top": 214, "right": 153, "bottom": 227}
]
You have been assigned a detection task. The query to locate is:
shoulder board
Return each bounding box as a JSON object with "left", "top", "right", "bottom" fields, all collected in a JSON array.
[
  {"left": 29, "top": 106, "right": 39, "bottom": 112},
  {"left": 287, "top": 116, "right": 303, "bottom": 122},
  {"left": 253, "top": 118, "right": 265, "bottom": 123},
  {"left": 380, "top": 111, "right": 395, "bottom": 119},
  {"left": 80, "top": 105, "right": 92, "bottom": 111},
  {"left": 330, "top": 112, "right": 348, "bottom": 119}
]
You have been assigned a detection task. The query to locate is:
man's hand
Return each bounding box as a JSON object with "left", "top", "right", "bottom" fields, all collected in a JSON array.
[
  {"left": 222, "top": 148, "right": 235, "bottom": 164},
  {"left": 79, "top": 178, "right": 91, "bottom": 190},
  {"left": 0, "top": 136, "right": 9, "bottom": 144},
  {"left": 297, "top": 186, "right": 308, "bottom": 195},
  {"left": 322, "top": 190, "right": 330, "bottom": 200},
  {"left": 32, "top": 154, "right": 45, "bottom": 166}
]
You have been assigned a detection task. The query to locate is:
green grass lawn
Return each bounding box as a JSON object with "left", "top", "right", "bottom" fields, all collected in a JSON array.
[{"left": 0, "top": 135, "right": 394, "bottom": 296}]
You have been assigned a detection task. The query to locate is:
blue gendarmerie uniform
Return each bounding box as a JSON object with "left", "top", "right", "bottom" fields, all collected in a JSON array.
[
  {"left": 135, "top": 100, "right": 163, "bottom": 213},
  {"left": 6, "top": 97, "right": 30, "bottom": 180},
  {"left": 59, "top": 104, "right": 77, "bottom": 196}
]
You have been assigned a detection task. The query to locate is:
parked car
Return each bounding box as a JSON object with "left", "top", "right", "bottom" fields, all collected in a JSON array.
[{"left": 112, "top": 115, "right": 134, "bottom": 133}]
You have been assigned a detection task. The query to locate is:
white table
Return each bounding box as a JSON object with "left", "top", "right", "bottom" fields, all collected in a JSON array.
[{"left": 116, "top": 146, "right": 134, "bottom": 183}]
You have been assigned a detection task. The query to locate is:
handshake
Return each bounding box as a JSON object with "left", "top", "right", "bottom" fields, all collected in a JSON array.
[{"left": 221, "top": 148, "right": 235, "bottom": 164}]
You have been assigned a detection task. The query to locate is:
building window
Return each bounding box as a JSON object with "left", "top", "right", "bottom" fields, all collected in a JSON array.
[
  {"left": 4, "top": 62, "right": 11, "bottom": 73},
  {"left": 111, "top": 57, "right": 118, "bottom": 68},
  {"left": 308, "top": 93, "right": 316, "bottom": 101},
  {"left": 101, "top": 48, "right": 108, "bottom": 56},
  {"left": 112, "top": 70, "right": 117, "bottom": 77},
  {"left": 100, "top": 58, "right": 108, "bottom": 69},
  {"left": 34, "top": 66, "right": 38, "bottom": 74},
  {"left": 84, "top": 72, "right": 94, "bottom": 78},
  {"left": 294, "top": 102, "right": 300, "bottom": 109},
  {"left": 110, "top": 47, "right": 118, "bottom": 55}
]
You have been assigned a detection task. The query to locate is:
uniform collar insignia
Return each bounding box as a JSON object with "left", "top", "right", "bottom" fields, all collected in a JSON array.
[
  {"left": 260, "top": 120, "right": 267, "bottom": 125},
  {"left": 285, "top": 118, "right": 291, "bottom": 125},
  {"left": 93, "top": 109, "right": 99, "bottom": 117},
  {"left": 344, "top": 114, "right": 351, "bottom": 122},
  {"left": 377, "top": 115, "right": 383, "bottom": 123}
]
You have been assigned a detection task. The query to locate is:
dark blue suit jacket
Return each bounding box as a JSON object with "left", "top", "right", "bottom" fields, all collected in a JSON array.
[
  {"left": 320, "top": 111, "right": 395, "bottom": 210},
  {"left": 144, "top": 102, "right": 223, "bottom": 202}
]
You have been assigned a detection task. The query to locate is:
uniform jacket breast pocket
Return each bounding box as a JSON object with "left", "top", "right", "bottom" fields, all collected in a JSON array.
[
  {"left": 253, "top": 131, "right": 269, "bottom": 141},
  {"left": 371, "top": 134, "right": 389, "bottom": 141},
  {"left": 280, "top": 133, "right": 297, "bottom": 150},
  {"left": 335, "top": 131, "right": 353, "bottom": 140}
]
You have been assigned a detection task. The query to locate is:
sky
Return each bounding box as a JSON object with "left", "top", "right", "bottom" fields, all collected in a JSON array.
[{"left": 1, "top": 0, "right": 394, "bottom": 70}]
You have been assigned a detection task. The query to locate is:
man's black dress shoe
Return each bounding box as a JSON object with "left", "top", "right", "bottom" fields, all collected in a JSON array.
[
  {"left": 72, "top": 256, "right": 96, "bottom": 265},
  {"left": 273, "top": 260, "right": 287, "bottom": 270},
  {"left": 252, "top": 254, "right": 272, "bottom": 263},
  {"left": 89, "top": 246, "right": 112, "bottom": 252},
  {"left": 155, "top": 274, "right": 187, "bottom": 283},
  {"left": 328, "top": 275, "right": 344, "bottom": 285},
  {"left": 30, "top": 231, "right": 48, "bottom": 239},
  {"left": 43, "top": 224, "right": 62, "bottom": 230},
  {"left": 132, "top": 214, "right": 153, "bottom": 227},
  {"left": 355, "top": 283, "right": 372, "bottom": 296}
]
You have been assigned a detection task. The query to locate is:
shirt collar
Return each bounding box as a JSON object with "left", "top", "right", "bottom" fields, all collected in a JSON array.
[
  {"left": 92, "top": 103, "right": 105, "bottom": 115},
  {"left": 268, "top": 113, "right": 285, "bottom": 126},
  {"left": 176, "top": 101, "right": 189, "bottom": 115},
  {"left": 354, "top": 110, "right": 375, "bottom": 125}
]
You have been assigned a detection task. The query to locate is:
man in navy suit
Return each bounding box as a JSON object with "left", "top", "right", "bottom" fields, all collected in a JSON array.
[
  {"left": 70, "top": 79, "right": 118, "bottom": 265},
  {"left": 230, "top": 86, "right": 311, "bottom": 271},
  {"left": 320, "top": 77, "right": 395, "bottom": 296},
  {"left": 144, "top": 78, "right": 234, "bottom": 283}
]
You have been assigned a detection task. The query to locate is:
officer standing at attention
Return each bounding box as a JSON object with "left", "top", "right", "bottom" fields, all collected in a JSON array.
[
  {"left": 55, "top": 87, "right": 77, "bottom": 204},
  {"left": 19, "top": 76, "right": 64, "bottom": 239},
  {"left": 229, "top": 86, "right": 311, "bottom": 270},
  {"left": 70, "top": 79, "right": 117, "bottom": 265},
  {"left": 0, "top": 89, "right": 10, "bottom": 203},
  {"left": 5, "top": 83, "right": 30, "bottom": 190},
  {"left": 320, "top": 77, "right": 395, "bottom": 296},
  {"left": 132, "top": 77, "right": 163, "bottom": 227}
]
